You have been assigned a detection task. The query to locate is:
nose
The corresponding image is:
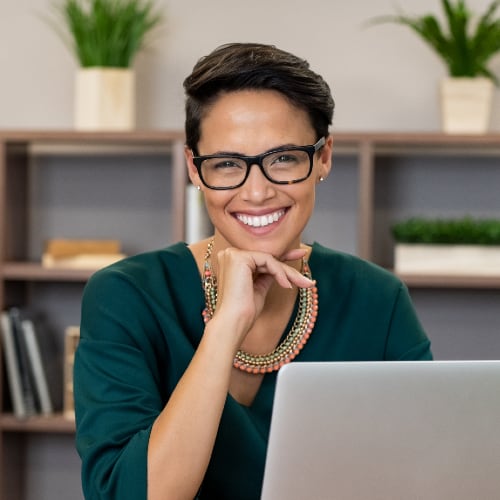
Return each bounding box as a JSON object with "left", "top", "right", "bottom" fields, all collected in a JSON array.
[{"left": 240, "top": 162, "right": 276, "bottom": 202}]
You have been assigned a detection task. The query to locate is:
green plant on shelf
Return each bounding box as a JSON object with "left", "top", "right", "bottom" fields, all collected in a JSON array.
[
  {"left": 391, "top": 216, "right": 500, "bottom": 245},
  {"left": 47, "top": 0, "right": 164, "bottom": 67},
  {"left": 369, "top": 0, "right": 500, "bottom": 84}
]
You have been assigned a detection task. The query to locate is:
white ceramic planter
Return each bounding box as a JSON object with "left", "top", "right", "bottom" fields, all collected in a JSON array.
[
  {"left": 440, "top": 77, "right": 494, "bottom": 134},
  {"left": 394, "top": 244, "right": 500, "bottom": 276},
  {"left": 74, "top": 67, "right": 135, "bottom": 130}
]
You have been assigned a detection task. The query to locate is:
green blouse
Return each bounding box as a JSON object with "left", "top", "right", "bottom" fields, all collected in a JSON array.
[{"left": 74, "top": 242, "right": 432, "bottom": 499}]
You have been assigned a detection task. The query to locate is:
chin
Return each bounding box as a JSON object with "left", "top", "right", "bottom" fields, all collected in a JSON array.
[{"left": 242, "top": 237, "right": 301, "bottom": 259}]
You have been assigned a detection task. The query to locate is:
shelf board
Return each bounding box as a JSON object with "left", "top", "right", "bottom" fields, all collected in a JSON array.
[
  {"left": 2, "top": 262, "right": 96, "bottom": 282},
  {"left": 0, "top": 414, "right": 75, "bottom": 433},
  {"left": 3, "top": 262, "right": 500, "bottom": 288},
  {"left": 0, "top": 129, "right": 185, "bottom": 143},
  {"left": 329, "top": 133, "right": 500, "bottom": 159},
  {"left": 397, "top": 272, "right": 500, "bottom": 289}
]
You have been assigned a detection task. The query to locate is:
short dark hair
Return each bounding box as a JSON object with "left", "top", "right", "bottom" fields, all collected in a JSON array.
[{"left": 183, "top": 42, "right": 335, "bottom": 152}]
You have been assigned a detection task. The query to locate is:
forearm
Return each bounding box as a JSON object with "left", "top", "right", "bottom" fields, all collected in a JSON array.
[{"left": 147, "top": 317, "right": 239, "bottom": 500}]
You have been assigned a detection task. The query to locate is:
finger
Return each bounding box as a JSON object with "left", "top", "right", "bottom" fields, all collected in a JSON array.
[
  {"left": 253, "top": 254, "right": 314, "bottom": 290},
  {"left": 280, "top": 248, "right": 308, "bottom": 262},
  {"left": 282, "top": 264, "right": 315, "bottom": 289}
]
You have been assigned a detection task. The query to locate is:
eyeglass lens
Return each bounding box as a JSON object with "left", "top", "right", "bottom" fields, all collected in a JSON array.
[{"left": 200, "top": 148, "right": 311, "bottom": 188}]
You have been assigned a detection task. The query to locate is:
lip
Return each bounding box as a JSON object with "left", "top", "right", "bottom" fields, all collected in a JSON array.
[{"left": 234, "top": 208, "right": 288, "bottom": 231}]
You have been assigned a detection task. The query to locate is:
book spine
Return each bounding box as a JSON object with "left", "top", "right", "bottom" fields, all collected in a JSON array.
[
  {"left": 0, "top": 311, "right": 26, "bottom": 418},
  {"left": 21, "top": 319, "right": 54, "bottom": 416},
  {"left": 8, "top": 308, "right": 37, "bottom": 417}
]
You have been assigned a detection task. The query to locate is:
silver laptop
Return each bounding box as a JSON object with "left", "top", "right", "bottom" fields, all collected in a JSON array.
[{"left": 261, "top": 361, "right": 500, "bottom": 500}]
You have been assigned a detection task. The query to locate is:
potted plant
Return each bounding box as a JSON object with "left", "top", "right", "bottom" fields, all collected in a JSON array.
[
  {"left": 49, "top": 0, "right": 163, "bottom": 130},
  {"left": 391, "top": 216, "right": 500, "bottom": 275},
  {"left": 371, "top": 0, "right": 500, "bottom": 134}
]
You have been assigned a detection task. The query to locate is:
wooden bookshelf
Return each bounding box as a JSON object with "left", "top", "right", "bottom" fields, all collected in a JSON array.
[
  {"left": 0, "top": 130, "right": 499, "bottom": 499},
  {"left": 396, "top": 272, "right": 500, "bottom": 289},
  {"left": 2, "top": 262, "right": 96, "bottom": 282},
  {"left": 0, "top": 130, "right": 187, "bottom": 500},
  {"left": 331, "top": 132, "right": 500, "bottom": 268},
  {"left": 0, "top": 414, "right": 75, "bottom": 434}
]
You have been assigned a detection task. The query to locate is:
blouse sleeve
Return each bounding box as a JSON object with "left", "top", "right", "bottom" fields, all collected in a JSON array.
[{"left": 74, "top": 264, "right": 174, "bottom": 500}]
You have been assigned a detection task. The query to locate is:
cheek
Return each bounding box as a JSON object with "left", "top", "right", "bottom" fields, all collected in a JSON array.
[
  {"left": 287, "top": 183, "right": 316, "bottom": 227},
  {"left": 296, "top": 180, "right": 316, "bottom": 208},
  {"left": 202, "top": 192, "right": 231, "bottom": 219},
  {"left": 303, "top": 190, "right": 316, "bottom": 218},
  {"left": 302, "top": 183, "right": 318, "bottom": 222}
]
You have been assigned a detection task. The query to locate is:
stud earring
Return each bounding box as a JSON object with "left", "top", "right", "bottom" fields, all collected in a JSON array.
[
  {"left": 319, "top": 177, "right": 324, "bottom": 182},
  {"left": 196, "top": 185, "right": 201, "bottom": 191}
]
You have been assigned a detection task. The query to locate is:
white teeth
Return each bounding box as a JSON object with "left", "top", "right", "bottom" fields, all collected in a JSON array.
[{"left": 237, "top": 210, "right": 285, "bottom": 227}]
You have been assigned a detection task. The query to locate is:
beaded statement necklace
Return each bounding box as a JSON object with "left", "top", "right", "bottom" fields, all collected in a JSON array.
[{"left": 202, "top": 239, "right": 319, "bottom": 374}]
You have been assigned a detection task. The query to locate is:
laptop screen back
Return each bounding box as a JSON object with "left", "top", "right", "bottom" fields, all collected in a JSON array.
[{"left": 261, "top": 361, "right": 500, "bottom": 500}]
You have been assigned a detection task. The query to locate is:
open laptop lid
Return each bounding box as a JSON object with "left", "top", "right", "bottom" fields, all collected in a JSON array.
[{"left": 261, "top": 361, "right": 500, "bottom": 500}]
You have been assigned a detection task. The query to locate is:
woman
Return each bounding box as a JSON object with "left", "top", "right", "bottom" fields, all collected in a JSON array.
[{"left": 74, "top": 43, "right": 432, "bottom": 500}]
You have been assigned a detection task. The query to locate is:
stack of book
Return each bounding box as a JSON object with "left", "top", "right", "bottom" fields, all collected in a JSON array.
[
  {"left": 0, "top": 309, "right": 54, "bottom": 419},
  {"left": 42, "top": 238, "right": 126, "bottom": 269}
]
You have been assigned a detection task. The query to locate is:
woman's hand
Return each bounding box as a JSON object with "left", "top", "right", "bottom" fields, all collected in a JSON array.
[{"left": 212, "top": 247, "right": 314, "bottom": 345}]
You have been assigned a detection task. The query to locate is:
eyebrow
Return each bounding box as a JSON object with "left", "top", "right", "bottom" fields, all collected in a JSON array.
[{"left": 200, "top": 143, "right": 301, "bottom": 157}]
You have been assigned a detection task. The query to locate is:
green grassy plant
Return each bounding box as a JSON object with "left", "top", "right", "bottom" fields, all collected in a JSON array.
[
  {"left": 391, "top": 217, "right": 500, "bottom": 245},
  {"left": 49, "top": 0, "right": 164, "bottom": 67},
  {"left": 370, "top": 0, "right": 500, "bottom": 84}
]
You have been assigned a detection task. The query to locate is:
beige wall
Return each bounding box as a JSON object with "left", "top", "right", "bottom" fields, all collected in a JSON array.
[{"left": 1, "top": 0, "right": 499, "bottom": 131}]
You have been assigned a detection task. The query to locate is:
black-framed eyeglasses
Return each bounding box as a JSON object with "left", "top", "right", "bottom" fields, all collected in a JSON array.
[{"left": 192, "top": 136, "right": 326, "bottom": 190}]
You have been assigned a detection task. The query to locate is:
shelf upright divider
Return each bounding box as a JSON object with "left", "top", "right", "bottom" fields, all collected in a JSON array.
[
  {"left": 0, "top": 137, "right": 3, "bottom": 500},
  {"left": 0, "top": 139, "right": 6, "bottom": 310},
  {"left": 357, "top": 139, "right": 375, "bottom": 261}
]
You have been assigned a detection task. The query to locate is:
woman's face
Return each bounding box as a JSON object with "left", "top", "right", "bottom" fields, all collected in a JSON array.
[{"left": 185, "top": 89, "right": 332, "bottom": 258}]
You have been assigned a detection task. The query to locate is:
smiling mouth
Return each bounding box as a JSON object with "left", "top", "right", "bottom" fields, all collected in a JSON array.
[{"left": 236, "top": 209, "right": 286, "bottom": 228}]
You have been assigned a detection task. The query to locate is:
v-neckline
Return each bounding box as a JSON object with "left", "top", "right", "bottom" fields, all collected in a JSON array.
[{"left": 181, "top": 241, "right": 318, "bottom": 409}]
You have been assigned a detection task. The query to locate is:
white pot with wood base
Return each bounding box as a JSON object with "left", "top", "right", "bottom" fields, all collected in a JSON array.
[
  {"left": 440, "top": 77, "right": 494, "bottom": 134},
  {"left": 394, "top": 243, "right": 500, "bottom": 276},
  {"left": 74, "top": 67, "right": 135, "bottom": 131}
]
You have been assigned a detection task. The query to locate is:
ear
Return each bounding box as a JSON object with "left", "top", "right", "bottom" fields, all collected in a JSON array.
[
  {"left": 184, "top": 145, "right": 202, "bottom": 189},
  {"left": 316, "top": 134, "right": 333, "bottom": 183}
]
